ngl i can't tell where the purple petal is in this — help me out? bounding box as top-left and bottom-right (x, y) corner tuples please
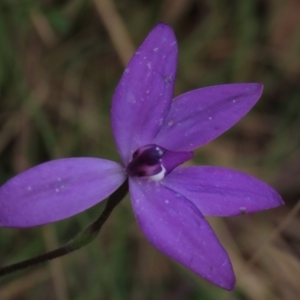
(129, 178), (235, 290)
(111, 23), (178, 164)
(154, 83), (263, 151)
(162, 166), (284, 217)
(162, 149), (194, 175)
(0, 158), (126, 228)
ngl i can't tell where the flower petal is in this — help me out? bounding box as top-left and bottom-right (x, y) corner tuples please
(0, 158), (126, 227)
(162, 166), (284, 217)
(129, 178), (235, 290)
(161, 149), (194, 175)
(111, 23), (178, 164)
(154, 83), (263, 151)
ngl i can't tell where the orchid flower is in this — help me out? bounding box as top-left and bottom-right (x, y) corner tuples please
(0, 23), (283, 290)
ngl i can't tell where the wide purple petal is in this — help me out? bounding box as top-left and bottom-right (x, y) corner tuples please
(129, 178), (235, 290)
(0, 158), (126, 228)
(111, 23), (177, 164)
(154, 83), (263, 151)
(162, 166), (284, 217)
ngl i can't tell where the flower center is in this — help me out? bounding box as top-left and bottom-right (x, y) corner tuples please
(126, 144), (194, 181)
(126, 144), (166, 180)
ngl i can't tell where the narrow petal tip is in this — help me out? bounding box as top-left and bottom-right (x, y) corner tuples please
(245, 82), (264, 97)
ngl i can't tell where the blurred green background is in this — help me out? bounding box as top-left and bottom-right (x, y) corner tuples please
(1, 0), (300, 299)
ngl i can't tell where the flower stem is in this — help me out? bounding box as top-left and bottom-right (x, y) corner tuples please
(0, 179), (129, 278)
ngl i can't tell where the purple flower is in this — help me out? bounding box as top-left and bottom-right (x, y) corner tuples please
(0, 24), (283, 290)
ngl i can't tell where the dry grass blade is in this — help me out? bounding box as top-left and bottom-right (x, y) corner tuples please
(30, 10), (58, 48)
(0, 270), (48, 300)
(42, 226), (69, 300)
(93, 0), (135, 66)
(246, 201), (300, 266)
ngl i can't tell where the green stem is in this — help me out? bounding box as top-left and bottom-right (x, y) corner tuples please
(0, 179), (129, 277)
